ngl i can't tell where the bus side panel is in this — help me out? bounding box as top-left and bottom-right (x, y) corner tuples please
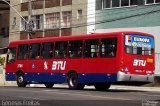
(24, 73), (67, 83)
(78, 74), (117, 84)
(77, 35), (121, 84)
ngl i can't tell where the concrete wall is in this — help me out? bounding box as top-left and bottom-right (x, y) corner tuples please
(9, 0), (21, 41)
(72, 0), (88, 35)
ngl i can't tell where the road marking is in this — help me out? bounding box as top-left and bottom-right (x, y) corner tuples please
(43, 90), (131, 100)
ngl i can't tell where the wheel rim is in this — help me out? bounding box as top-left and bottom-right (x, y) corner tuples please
(18, 76), (23, 83)
(69, 75), (76, 87)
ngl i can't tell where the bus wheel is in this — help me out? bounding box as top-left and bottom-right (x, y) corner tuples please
(44, 83), (54, 88)
(17, 73), (27, 87)
(68, 72), (84, 90)
(94, 83), (111, 91)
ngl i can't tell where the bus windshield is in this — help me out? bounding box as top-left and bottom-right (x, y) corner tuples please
(124, 34), (154, 55)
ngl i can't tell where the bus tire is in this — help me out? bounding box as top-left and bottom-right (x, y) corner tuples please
(17, 73), (27, 87)
(68, 72), (85, 90)
(44, 83), (54, 88)
(94, 83), (111, 91)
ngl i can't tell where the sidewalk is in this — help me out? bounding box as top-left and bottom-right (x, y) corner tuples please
(110, 85), (160, 92)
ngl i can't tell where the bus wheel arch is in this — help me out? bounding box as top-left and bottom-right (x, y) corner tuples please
(16, 70), (27, 87)
(16, 70), (24, 76)
(67, 70), (85, 90)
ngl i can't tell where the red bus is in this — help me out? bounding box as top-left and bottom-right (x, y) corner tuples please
(6, 31), (155, 90)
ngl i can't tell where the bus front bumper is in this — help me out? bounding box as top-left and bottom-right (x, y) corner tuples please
(117, 71), (154, 83)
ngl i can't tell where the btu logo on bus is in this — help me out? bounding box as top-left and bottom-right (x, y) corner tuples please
(133, 59), (146, 67)
(52, 61), (66, 70)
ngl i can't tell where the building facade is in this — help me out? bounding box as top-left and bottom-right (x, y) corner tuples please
(9, 0), (95, 41)
(0, 0), (10, 51)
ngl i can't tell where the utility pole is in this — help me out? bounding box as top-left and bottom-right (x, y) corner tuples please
(59, 0), (62, 37)
(28, 0), (33, 39)
(42, 0), (45, 37)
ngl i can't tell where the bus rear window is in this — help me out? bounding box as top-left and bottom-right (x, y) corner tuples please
(125, 35), (154, 55)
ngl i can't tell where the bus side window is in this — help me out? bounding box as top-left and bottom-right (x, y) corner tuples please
(100, 38), (117, 57)
(29, 43), (41, 59)
(84, 39), (99, 58)
(41, 42), (54, 59)
(7, 48), (16, 63)
(55, 41), (68, 58)
(18, 44), (28, 60)
(68, 40), (83, 58)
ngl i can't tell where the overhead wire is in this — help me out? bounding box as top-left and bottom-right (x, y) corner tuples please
(8, 7), (160, 35)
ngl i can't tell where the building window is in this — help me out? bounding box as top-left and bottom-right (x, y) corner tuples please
(146, 0), (154, 4)
(103, 0), (111, 8)
(101, 0), (140, 9)
(146, 0), (160, 4)
(112, 0), (120, 7)
(21, 16), (28, 31)
(130, 0), (138, 5)
(32, 15), (43, 30)
(1, 27), (9, 37)
(21, 15), (43, 31)
(62, 0), (72, 6)
(96, 0), (102, 10)
(45, 13), (60, 29)
(62, 11), (72, 28)
(121, 0), (129, 6)
(77, 9), (82, 20)
(156, 0), (160, 3)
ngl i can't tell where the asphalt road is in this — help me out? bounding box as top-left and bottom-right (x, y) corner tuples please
(0, 85), (160, 106)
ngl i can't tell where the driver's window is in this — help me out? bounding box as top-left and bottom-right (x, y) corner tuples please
(7, 48), (16, 63)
